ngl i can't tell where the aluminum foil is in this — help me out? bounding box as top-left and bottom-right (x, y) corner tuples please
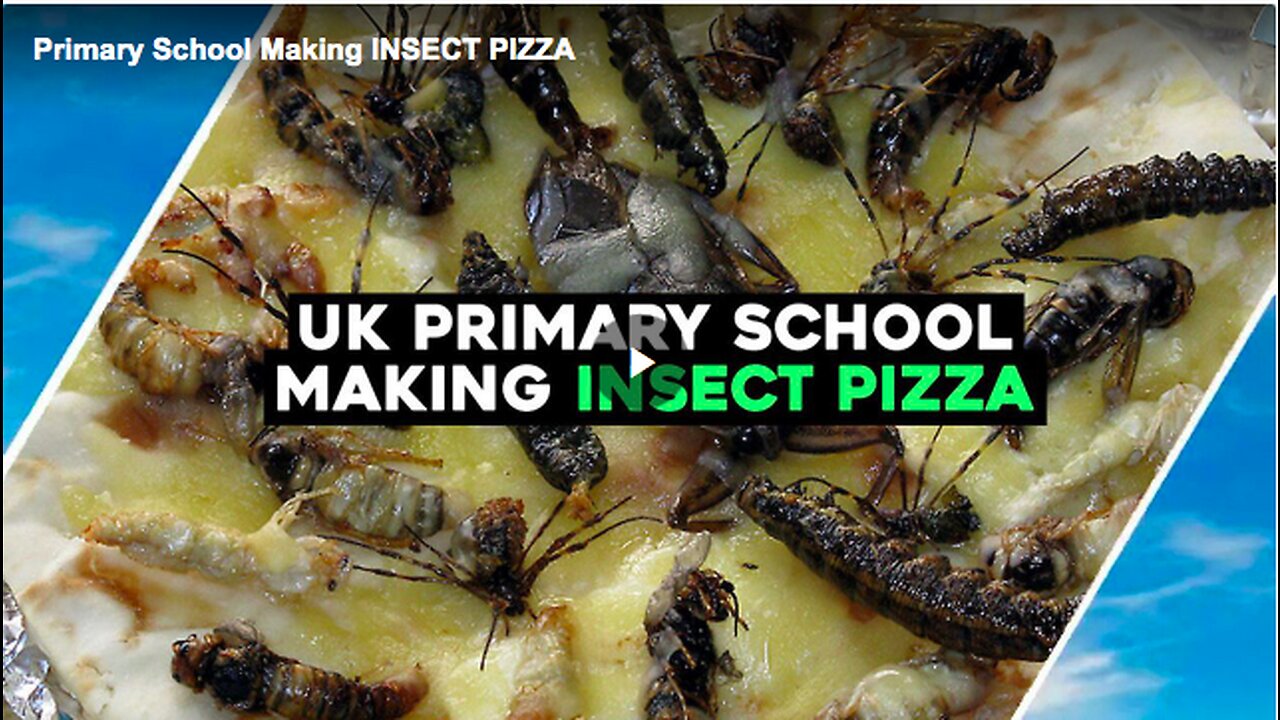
(3, 584), (61, 720)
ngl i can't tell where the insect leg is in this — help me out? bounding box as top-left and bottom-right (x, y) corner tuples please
(931, 146), (1090, 256)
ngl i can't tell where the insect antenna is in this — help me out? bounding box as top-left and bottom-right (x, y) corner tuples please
(176, 183), (291, 316)
(522, 497), (660, 584)
(826, 140), (890, 258)
(161, 248), (289, 324)
(408, 5), (440, 87)
(912, 425), (945, 509)
(522, 496), (569, 563)
(248, 424), (278, 449)
(920, 426), (1002, 508)
(910, 119), (978, 262)
(351, 175), (394, 293)
(734, 123), (777, 203)
(479, 609), (502, 670)
(925, 146), (1090, 261)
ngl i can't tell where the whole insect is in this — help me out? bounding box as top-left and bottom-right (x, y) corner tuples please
(84, 494), (349, 595)
(600, 6), (728, 196)
(151, 184), (329, 295)
(693, 6), (796, 109)
(725, 8), (904, 200)
(526, 150), (796, 293)
(260, 55), (453, 215)
(736, 474), (1077, 661)
(983, 496), (1138, 593)
(668, 425), (906, 532)
(772, 7), (913, 166)
(358, 6), (491, 165)
(250, 427), (448, 543)
(257, 8), (460, 215)
(98, 281), (268, 447)
(754, 426), (986, 548)
(899, 249), (1195, 450)
(1024, 255), (1195, 408)
(340, 495), (654, 668)
(1003, 151), (1278, 257)
(866, 17), (1055, 210)
(172, 620), (428, 720)
(488, 5), (611, 154)
(457, 231), (609, 512)
(643, 534), (745, 720)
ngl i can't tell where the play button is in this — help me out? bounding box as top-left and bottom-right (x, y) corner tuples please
(629, 347), (655, 378)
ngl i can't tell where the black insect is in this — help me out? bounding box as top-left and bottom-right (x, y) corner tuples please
(260, 56), (453, 215)
(1024, 255), (1196, 407)
(600, 5), (728, 196)
(341, 496), (653, 668)
(488, 5), (611, 154)
(643, 535), (745, 720)
(668, 425), (905, 532)
(866, 17), (1056, 210)
(693, 6), (796, 108)
(173, 620), (427, 720)
(457, 231), (609, 508)
(736, 474), (1076, 661)
(358, 6), (490, 166)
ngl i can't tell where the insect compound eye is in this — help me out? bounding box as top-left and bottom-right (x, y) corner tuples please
(256, 442), (299, 483)
(1007, 552), (1058, 592)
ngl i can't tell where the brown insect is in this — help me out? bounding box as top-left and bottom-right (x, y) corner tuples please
(693, 6), (796, 108)
(736, 474), (1077, 661)
(1003, 151), (1277, 257)
(643, 534), (745, 720)
(258, 9), (455, 215)
(338, 496), (655, 668)
(668, 425), (905, 532)
(456, 232), (609, 512)
(487, 5), (611, 154)
(172, 620), (427, 720)
(866, 16), (1056, 210)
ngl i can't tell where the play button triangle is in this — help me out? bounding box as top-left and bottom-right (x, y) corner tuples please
(629, 347), (655, 378)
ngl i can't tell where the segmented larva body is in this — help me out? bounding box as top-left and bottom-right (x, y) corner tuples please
(737, 476), (1077, 661)
(490, 6), (605, 154)
(817, 651), (994, 720)
(258, 59), (452, 215)
(99, 282), (262, 445)
(1004, 152), (1277, 257)
(457, 232), (609, 501)
(84, 510), (349, 595)
(172, 620), (427, 720)
(251, 428), (446, 541)
(99, 283), (213, 397)
(600, 5), (728, 197)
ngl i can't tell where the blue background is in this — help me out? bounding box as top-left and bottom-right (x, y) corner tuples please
(1026, 301), (1276, 719)
(3, 5), (265, 442)
(1, 6), (1275, 717)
